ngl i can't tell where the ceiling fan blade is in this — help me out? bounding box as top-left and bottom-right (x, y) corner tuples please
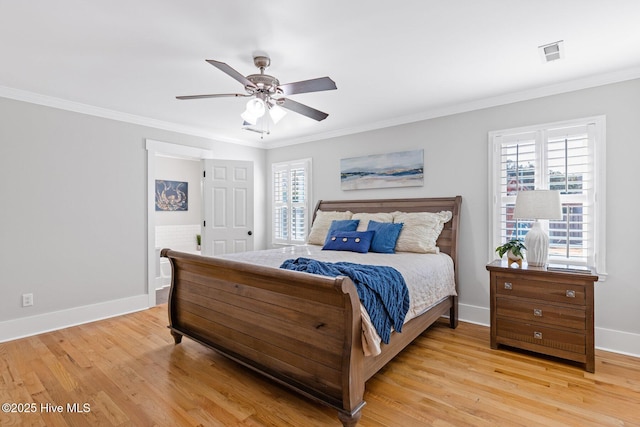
(279, 98), (329, 121)
(176, 93), (249, 100)
(206, 60), (257, 89)
(278, 76), (337, 96)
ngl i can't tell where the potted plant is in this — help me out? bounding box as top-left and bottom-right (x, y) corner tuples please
(196, 234), (202, 251)
(495, 239), (526, 266)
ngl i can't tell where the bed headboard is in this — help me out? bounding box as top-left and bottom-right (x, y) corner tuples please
(314, 196), (462, 270)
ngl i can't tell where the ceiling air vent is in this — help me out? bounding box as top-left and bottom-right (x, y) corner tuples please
(539, 40), (564, 63)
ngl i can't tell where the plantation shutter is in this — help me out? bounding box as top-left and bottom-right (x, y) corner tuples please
(546, 124), (595, 266)
(273, 164), (289, 243)
(272, 159), (312, 245)
(490, 117), (605, 274)
(495, 131), (538, 244)
(289, 163), (308, 242)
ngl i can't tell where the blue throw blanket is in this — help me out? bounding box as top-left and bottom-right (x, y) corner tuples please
(279, 257), (409, 344)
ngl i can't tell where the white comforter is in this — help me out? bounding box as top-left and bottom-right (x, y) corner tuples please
(219, 244), (456, 355)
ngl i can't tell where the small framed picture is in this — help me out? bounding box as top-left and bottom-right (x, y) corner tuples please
(155, 180), (188, 211)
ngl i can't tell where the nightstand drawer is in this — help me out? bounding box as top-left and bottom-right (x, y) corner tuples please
(495, 274), (586, 305)
(496, 319), (586, 355)
(496, 297), (586, 330)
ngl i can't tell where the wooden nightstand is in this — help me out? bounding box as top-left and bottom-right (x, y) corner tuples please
(486, 260), (599, 372)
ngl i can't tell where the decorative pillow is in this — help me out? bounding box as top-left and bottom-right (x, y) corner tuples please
(392, 211), (453, 253)
(366, 220), (403, 253)
(324, 219), (360, 245)
(307, 210), (353, 245)
(322, 230), (375, 253)
(352, 212), (394, 231)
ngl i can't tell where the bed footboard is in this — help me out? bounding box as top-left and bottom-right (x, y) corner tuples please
(161, 249), (366, 426)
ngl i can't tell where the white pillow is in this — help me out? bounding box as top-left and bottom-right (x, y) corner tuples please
(352, 212), (394, 231)
(307, 210), (353, 245)
(392, 210), (453, 253)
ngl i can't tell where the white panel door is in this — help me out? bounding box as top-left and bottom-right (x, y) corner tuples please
(202, 159), (254, 256)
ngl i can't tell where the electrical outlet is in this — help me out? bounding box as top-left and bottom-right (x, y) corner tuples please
(22, 293), (33, 307)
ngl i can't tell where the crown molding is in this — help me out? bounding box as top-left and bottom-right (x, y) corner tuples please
(3, 65), (640, 151)
(261, 66), (640, 149)
(0, 86), (264, 149)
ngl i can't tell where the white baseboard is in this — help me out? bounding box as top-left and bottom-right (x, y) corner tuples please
(458, 303), (640, 358)
(459, 302), (491, 327)
(2, 298), (638, 359)
(0, 294), (149, 343)
(595, 326), (640, 358)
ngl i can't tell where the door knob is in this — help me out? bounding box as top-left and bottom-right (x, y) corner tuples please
(247, 231), (253, 236)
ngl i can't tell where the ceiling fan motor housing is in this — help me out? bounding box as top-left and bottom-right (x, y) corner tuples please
(245, 74), (280, 94)
(245, 55), (280, 95)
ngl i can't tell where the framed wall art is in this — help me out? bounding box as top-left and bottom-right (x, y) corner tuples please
(155, 180), (188, 211)
(340, 149), (424, 190)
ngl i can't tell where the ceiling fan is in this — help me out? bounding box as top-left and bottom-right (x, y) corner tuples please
(176, 55), (337, 129)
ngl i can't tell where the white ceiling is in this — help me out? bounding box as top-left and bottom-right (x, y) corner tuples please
(2, 1), (640, 148)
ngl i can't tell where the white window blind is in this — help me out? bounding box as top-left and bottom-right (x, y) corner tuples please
(272, 158), (311, 245)
(489, 117), (606, 274)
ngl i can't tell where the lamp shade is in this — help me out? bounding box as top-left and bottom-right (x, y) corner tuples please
(513, 190), (562, 266)
(513, 190), (562, 220)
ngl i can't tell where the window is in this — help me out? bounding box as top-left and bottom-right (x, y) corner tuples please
(489, 116), (606, 274)
(272, 158), (312, 245)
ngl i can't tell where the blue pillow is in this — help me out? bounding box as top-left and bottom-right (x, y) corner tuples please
(322, 230), (374, 253)
(324, 219), (360, 245)
(367, 220), (404, 253)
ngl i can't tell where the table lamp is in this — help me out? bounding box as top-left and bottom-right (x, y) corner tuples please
(513, 190), (563, 266)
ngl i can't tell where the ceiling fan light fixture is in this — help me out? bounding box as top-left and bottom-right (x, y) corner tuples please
(268, 104), (287, 124)
(245, 98), (266, 117)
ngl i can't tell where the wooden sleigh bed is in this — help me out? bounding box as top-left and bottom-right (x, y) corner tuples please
(161, 196), (461, 426)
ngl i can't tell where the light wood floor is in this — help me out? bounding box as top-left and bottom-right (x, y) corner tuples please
(1, 306), (639, 427)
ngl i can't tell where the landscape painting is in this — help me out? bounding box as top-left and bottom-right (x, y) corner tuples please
(340, 149), (424, 190)
(155, 180), (188, 211)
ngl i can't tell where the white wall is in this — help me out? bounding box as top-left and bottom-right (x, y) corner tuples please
(155, 156), (202, 227)
(0, 96), (266, 340)
(266, 78), (640, 356)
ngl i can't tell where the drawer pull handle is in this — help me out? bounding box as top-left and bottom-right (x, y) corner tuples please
(504, 282), (513, 290)
(566, 290), (576, 298)
(534, 331), (543, 339)
(533, 308), (543, 317)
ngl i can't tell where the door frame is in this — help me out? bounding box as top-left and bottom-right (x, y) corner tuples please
(145, 139), (213, 307)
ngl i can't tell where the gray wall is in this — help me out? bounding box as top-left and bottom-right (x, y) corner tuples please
(0, 97), (266, 326)
(266, 78), (640, 354)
